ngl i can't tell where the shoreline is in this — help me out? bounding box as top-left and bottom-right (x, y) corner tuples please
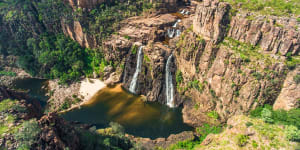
(59, 78), (107, 113)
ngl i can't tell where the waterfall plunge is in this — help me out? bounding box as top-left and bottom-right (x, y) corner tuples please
(166, 54), (175, 108)
(176, 29), (181, 37)
(167, 29), (175, 38)
(129, 46), (143, 93)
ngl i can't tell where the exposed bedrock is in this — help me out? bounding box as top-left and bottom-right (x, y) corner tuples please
(60, 0), (298, 127)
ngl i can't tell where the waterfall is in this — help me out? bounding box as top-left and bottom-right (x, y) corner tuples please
(165, 54), (174, 108)
(175, 29), (181, 37)
(180, 9), (185, 14)
(167, 29), (175, 38)
(129, 46), (143, 93)
(172, 19), (181, 28)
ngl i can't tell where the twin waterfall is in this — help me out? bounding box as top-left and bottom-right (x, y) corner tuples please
(166, 54), (175, 108)
(129, 46), (175, 108)
(129, 46), (143, 94)
(129, 15), (184, 107)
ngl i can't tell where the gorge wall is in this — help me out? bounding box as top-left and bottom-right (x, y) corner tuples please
(99, 0), (299, 127)
(1, 0), (298, 128)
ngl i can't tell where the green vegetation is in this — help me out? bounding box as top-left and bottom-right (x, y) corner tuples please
(59, 98), (72, 111)
(78, 123), (133, 150)
(221, 37), (278, 70)
(168, 140), (200, 150)
(188, 80), (205, 93)
(222, 0), (300, 16)
(0, 0), (153, 83)
(15, 119), (41, 150)
(285, 125), (300, 141)
(250, 105), (300, 141)
(0, 70), (16, 77)
(24, 34), (98, 83)
(236, 134), (249, 147)
(175, 70), (183, 84)
(0, 99), (17, 112)
(207, 111), (219, 120)
(131, 45), (138, 55)
(285, 52), (300, 70)
(245, 121), (253, 127)
(294, 74), (300, 84)
(169, 124), (222, 150)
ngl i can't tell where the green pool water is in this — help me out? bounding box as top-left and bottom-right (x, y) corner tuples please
(61, 84), (193, 139)
(12, 78), (48, 107)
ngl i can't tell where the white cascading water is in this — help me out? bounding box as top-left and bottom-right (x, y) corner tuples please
(180, 9), (185, 14)
(172, 19), (181, 28)
(166, 54), (174, 108)
(167, 29), (175, 38)
(176, 29), (181, 37)
(129, 46), (143, 93)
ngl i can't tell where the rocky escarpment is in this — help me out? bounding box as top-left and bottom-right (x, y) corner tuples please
(172, 0), (299, 127)
(101, 14), (180, 104)
(273, 68), (300, 110)
(95, 0), (299, 126)
(58, 0), (300, 128)
(0, 87), (134, 150)
(199, 115), (298, 149)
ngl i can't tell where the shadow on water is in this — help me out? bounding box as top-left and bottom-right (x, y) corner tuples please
(11, 78), (48, 108)
(61, 84), (193, 139)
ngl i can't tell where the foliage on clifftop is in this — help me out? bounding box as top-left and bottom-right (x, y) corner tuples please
(222, 0), (300, 16)
(0, 0), (153, 83)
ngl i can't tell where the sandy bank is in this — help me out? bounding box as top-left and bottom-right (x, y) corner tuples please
(79, 78), (106, 101)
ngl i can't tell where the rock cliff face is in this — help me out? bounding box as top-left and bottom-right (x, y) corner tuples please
(101, 14), (179, 104)
(92, 0), (299, 127)
(61, 20), (96, 48)
(174, 0), (299, 126)
(64, 0), (111, 10)
(228, 15), (300, 56)
(273, 68), (300, 110)
(193, 0), (230, 43)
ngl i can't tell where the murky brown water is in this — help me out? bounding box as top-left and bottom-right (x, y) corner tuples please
(62, 84), (192, 139)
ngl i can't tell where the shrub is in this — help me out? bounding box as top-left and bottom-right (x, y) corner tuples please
(207, 111), (219, 119)
(252, 140), (258, 148)
(59, 99), (71, 111)
(15, 119), (41, 149)
(123, 35), (131, 40)
(236, 134), (249, 147)
(261, 108), (274, 123)
(252, 72), (263, 80)
(251, 105), (300, 129)
(293, 74), (300, 84)
(169, 140), (199, 150)
(196, 124), (222, 141)
(285, 125), (300, 141)
(130, 45), (137, 55)
(245, 122), (253, 127)
(209, 89), (217, 98)
(109, 122), (124, 136)
(175, 70), (183, 83)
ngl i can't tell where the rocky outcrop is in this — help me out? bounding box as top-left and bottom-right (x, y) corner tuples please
(64, 0), (111, 10)
(61, 20), (96, 48)
(101, 13), (180, 104)
(193, 0), (300, 56)
(199, 115), (298, 149)
(132, 131), (194, 149)
(228, 15), (300, 56)
(170, 0), (299, 127)
(122, 43), (176, 104)
(273, 67), (300, 110)
(193, 0), (230, 43)
(176, 30), (287, 126)
(34, 113), (81, 150)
